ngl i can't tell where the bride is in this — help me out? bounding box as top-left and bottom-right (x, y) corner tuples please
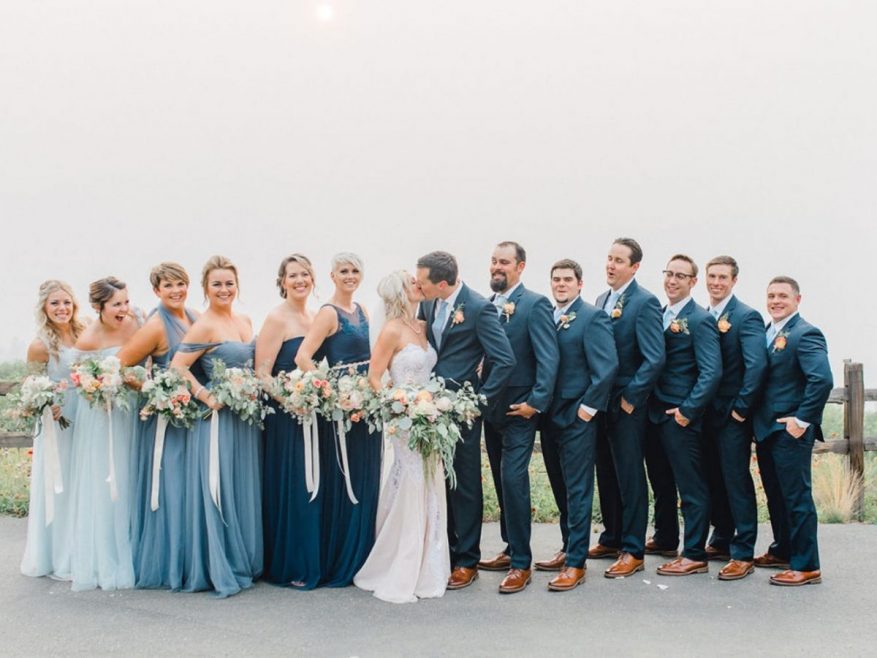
(354, 271), (450, 603)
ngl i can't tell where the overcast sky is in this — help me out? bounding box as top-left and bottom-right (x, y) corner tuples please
(1, 1), (875, 384)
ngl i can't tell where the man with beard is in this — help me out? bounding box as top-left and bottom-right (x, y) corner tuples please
(477, 241), (559, 594)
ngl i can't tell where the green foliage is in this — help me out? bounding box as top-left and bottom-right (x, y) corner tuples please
(0, 449), (31, 517)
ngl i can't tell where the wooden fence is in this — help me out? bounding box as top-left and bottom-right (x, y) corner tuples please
(2, 361), (876, 518)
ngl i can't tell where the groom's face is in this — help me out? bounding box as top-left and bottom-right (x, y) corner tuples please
(416, 267), (444, 300)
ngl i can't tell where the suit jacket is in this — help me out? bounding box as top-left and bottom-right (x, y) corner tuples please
(545, 297), (619, 429)
(648, 298), (722, 426)
(482, 283), (559, 420)
(709, 295), (768, 419)
(753, 314), (833, 442)
(419, 282), (515, 400)
(595, 279), (665, 409)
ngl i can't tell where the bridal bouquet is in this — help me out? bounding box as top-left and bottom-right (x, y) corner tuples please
(210, 360), (273, 428)
(332, 366), (380, 431)
(270, 360), (337, 423)
(70, 355), (131, 410)
(6, 375), (70, 430)
(139, 367), (205, 429)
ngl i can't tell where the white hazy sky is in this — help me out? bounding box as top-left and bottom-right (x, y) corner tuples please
(1, 1), (875, 384)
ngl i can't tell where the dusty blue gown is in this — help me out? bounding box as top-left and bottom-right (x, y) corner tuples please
(179, 340), (263, 598)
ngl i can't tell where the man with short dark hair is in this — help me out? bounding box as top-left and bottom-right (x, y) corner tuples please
(591, 238), (666, 579)
(415, 250), (516, 591)
(753, 276), (832, 586)
(536, 259), (618, 590)
(478, 241), (559, 594)
(645, 254), (722, 576)
(701, 256), (767, 581)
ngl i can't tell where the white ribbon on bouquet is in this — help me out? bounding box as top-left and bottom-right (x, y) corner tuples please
(301, 411), (321, 502)
(105, 400), (119, 502)
(40, 407), (64, 526)
(150, 415), (169, 511)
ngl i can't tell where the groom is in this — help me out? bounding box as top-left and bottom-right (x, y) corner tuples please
(416, 251), (516, 591)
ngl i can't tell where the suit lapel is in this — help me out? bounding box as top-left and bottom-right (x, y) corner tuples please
(438, 284), (468, 355)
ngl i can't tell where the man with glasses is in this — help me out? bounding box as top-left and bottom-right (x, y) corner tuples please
(645, 254), (722, 576)
(590, 238), (665, 579)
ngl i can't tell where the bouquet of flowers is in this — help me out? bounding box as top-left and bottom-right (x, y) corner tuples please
(139, 367), (206, 429)
(210, 359), (273, 427)
(6, 375), (70, 430)
(123, 364), (149, 388)
(270, 360), (337, 423)
(380, 376), (484, 488)
(332, 366), (380, 431)
(69, 355), (131, 410)
(450, 380), (486, 429)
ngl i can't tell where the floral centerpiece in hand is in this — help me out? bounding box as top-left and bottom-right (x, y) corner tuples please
(270, 359), (337, 423)
(69, 355), (131, 410)
(332, 365), (380, 431)
(7, 375), (70, 430)
(210, 359), (273, 428)
(139, 367), (206, 429)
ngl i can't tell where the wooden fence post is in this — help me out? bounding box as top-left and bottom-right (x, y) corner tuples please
(845, 361), (866, 520)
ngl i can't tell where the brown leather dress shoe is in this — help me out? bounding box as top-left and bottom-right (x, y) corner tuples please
(534, 550), (566, 572)
(718, 559), (754, 581)
(644, 538), (679, 558)
(705, 545), (731, 561)
(769, 569), (822, 586)
(604, 552), (644, 579)
(548, 567), (586, 591)
(656, 557), (709, 576)
(588, 544), (621, 560)
(753, 552), (791, 569)
(498, 568), (532, 594)
(478, 552), (511, 571)
(447, 566), (479, 590)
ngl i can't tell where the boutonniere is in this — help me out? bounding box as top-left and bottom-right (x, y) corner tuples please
(669, 317), (690, 335)
(772, 330), (789, 352)
(502, 302), (516, 323)
(451, 303), (465, 325)
(717, 313), (732, 334)
(557, 311), (577, 330)
(610, 294), (626, 319)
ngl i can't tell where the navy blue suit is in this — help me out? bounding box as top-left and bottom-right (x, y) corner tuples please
(645, 299), (722, 561)
(702, 296), (767, 560)
(483, 283), (559, 568)
(594, 279), (665, 558)
(754, 314), (832, 571)
(539, 298), (618, 568)
(420, 283), (515, 569)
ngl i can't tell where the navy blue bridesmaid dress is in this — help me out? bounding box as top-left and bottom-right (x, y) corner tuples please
(319, 304), (381, 587)
(262, 337), (323, 588)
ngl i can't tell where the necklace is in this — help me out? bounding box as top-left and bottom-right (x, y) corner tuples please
(402, 317), (422, 335)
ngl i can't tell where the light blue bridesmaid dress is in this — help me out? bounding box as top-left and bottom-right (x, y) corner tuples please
(179, 341), (263, 598)
(68, 346), (137, 591)
(20, 343), (78, 579)
(132, 305), (197, 590)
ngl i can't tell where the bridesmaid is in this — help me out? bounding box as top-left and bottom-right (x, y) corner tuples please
(69, 277), (140, 591)
(20, 280), (87, 580)
(295, 252), (381, 587)
(256, 253), (322, 589)
(171, 255), (263, 598)
(118, 263), (198, 590)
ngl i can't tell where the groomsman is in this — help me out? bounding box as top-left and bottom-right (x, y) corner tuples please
(645, 254), (722, 576)
(537, 259), (618, 591)
(701, 256), (768, 581)
(591, 238), (665, 579)
(478, 241), (559, 594)
(753, 276), (832, 586)
(416, 251), (516, 591)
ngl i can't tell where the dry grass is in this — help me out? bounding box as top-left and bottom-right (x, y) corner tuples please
(812, 454), (864, 523)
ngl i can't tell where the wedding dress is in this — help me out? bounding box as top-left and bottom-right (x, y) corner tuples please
(354, 343), (450, 603)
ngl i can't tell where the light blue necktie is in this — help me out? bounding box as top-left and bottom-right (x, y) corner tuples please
(711, 307), (720, 319)
(494, 294), (507, 316)
(765, 324), (777, 347)
(662, 307), (674, 331)
(603, 291), (618, 316)
(433, 300), (449, 348)
(553, 307), (563, 323)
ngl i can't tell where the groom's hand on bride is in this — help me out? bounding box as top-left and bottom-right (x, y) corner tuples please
(507, 402), (538, 419)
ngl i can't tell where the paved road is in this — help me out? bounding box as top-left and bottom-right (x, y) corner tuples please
(2, 517), (876, 656)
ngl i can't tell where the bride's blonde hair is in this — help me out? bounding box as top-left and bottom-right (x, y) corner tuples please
(376, 271), (413, 321)
(34, 280), (86, 356)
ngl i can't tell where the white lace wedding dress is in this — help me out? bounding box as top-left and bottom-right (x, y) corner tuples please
(354, 343), (450, 603)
